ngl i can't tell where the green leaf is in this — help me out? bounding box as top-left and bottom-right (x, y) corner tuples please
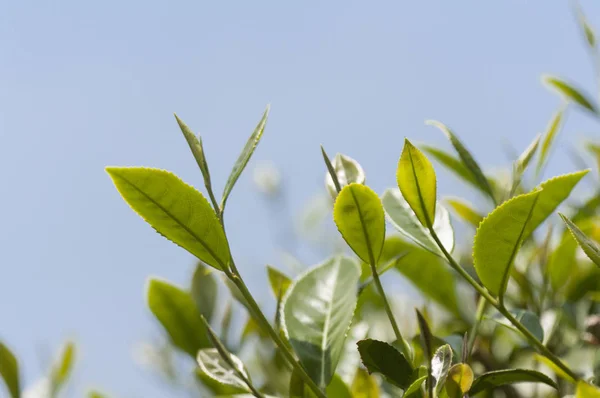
(536, 108), (565, 177)
(321, 146), (342, 195)
(221, 105), (270, 211)
(398, 139), (437, 228)
(523, 170), (589, 239)
(469, 369), (558, 395)
(427, 120), (495, 202)
(547, 233), (579, 291)
(416, 309), (433, 397)
(404, 376), (427, 397)
(473, 189), (541, 297)
(489, 309), (544, 342)
(351, 368), (380, 398)
(445, 363), (474, 398)
(574, 0), (596, 48)
(291, 372), (353, 398)
(334, 184), (385, 265)
(282, 257), (361, 388)
(50, 341), (76, 394)
(431, 344), (453, 396)
(577, 381), (600, 397)
(533, 354), (576, 383)
(266, 266), (292, 298)
(515, 133), (541, 175)
(106, 167), (230, 271)
(147, 279), (210, 357)
(560, 213), (600, 267)
(326, 374), (353, 398)
(356, 339), (413, 389)
(191, 262), (218, 322)
(174, 114), (213, 191)
(382, 189), (454, 257)
(0, 342), (20, 398)
(88, 391), (108, 398)
(197, 349), (251, 393)
(543, 75), (598, 114)
(445, 198), (483, 228)
(421, 146), (480, 192)
(325, 153), (366, 198)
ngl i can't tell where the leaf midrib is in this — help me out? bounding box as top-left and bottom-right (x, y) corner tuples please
(348, 185), (376, 265)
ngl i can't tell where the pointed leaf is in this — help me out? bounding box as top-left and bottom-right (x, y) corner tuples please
(547, 233), (579, 291)
(174, 114), (213, 190)
(0, 342), (20, 398)
(543, 75), (598, 114)
(106, 167), (230, 270)
(560, 213), (600, 267)
(404, 376), (427, 397)
(577, 381), (600, 397)
(282, 257), (360, 388)
(431, 344), (453, 395)
(421, 146), (481, 192)
(197, 349), (251, 392)
(469, 369), (558, 395)
(50, 341), (75, 394)
(351, 368), (380, 398)
(473, 189), (541, 296)
(191, 262), (218, 322)
(536, 108), (565, 177)
(356, 339), (413, 389)
(334, 184), (385, 265)
(321, 146), (342, 195)
(266, 266), (292, 299)
(147, 279), (210, 357)
(445, 198), (483, 228)
(221, 105), (270, 210)
(382, 189), (454, 257)
(325, 153), (366, 198)
(445, 363), (474, 398)
(574, 0), (596, 47)
(427, 121), (495, 202)
(515, 133), (541, 174)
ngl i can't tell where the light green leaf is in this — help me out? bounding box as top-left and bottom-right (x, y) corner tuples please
(106, 167), (230, 271)
(147, 279), (210, 357)
(0, 342), (20, 398)
(515, 133), (541, 175)
(221, 105), (270, 211)
(536, 108), (565, 177)
(431, 344), (453, 396)
(382, 189), (454, 257)
(547, 233), (579, 291)
(574, 1), (597, 48)
(326, 374), (353, 398)
(325, 153), (366, 198)
(397, 139), (437, 228)
(543, 75), (598, 114)
(489, 309), (544, 342)
(445, 198), (483, 228)
(356, 339), (413, 389)
(523, 170), (589, 239)
(576, 381), (600, 397)
(50, 341), (75, 395)
(174, 114), (213, 191)
(427, 120), (495, 202)
(469, 369), (558, 395)
(404, 376), (427, 397)
(334, 184), (385, 265)
(197, 349), (251, 393)
(351, 368), (380, 398)
(88, 391), (108, 398)
(560, 213), (600, 267)
(445, 363), (474, 398)
(191, 262), (218, 322)
(421, 146), (480, 191)
(473, 189), (541, 297)
(533, 354), (576, 383)
(282, 257), (360, 388)
(266, 266), (292, 299)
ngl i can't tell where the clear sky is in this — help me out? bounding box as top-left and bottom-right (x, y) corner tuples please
(1, 1), (600, 397)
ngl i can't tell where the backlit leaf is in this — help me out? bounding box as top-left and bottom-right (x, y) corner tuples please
(351, 368), (380, 398)
(197, 349), (251, 393)
(560, 213), (600, 267)
(282, 257), (360, 388)
(267, 266), (292, 299)
(421, 146), (480, 192)
(106, 167), (230, 271)
(445, 363), (474, 398)
(576, 381), (600, 397)
(445, 197), (483, 228)
(404, 376), (426, 397)
(356, 339), (413, 389)
(0, 342), (20, 398)
(543, 75), (598, 114)
(431, 344), (453, 395)
(515, 133), (541, 175)
(536, 108), (565, 177)
(325, 153), (365, 198)
(469, 369), (558, 395)
(50, 341), (76, 395)
(191, 262), (218, 322)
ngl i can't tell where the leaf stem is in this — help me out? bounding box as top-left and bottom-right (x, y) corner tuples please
(466, 296), (487, 360)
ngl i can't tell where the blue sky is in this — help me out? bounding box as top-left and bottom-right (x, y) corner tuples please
(1, 1), (599, 397)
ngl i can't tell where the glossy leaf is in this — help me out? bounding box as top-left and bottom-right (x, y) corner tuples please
(490, 309), (544, 342)
(334, 184), (385, 265)
(191, 262), (218, 322)
(445, 197), (483, 228)
(445, 363), (474, 398)
(427, 120), (495, 202)
(147, 279), (210, 357)
(397, 139), (437, 228)
(106, 167), (230, 270)
(560, 213), (600, 267)
(50, 341), (75, 394)
(536, 108), (564, 177)
(543, 75), (598, 114)
(351, 368), (380, 398)
(576, 381), (600, 397)
(325, 153), (366, 198)
(469, 369), (558, 395)
(282, 257), (360, 388)
(221, 105), (270, 210)
(473, 189), (541, 297)
(266, 266), (292, 299)
(0, 342), (20, 398)
(431, 344), (453, 395)
(382, 189), (454, 256)
(356, 339), (412, 389)
(197, 349), (251, 393)
(174, 114), (213, 191)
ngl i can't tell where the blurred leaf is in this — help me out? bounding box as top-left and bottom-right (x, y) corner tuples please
(431, 344), (453, 396)
(565, 267), (600, 302)
(351, 368), (380, 398)
(0, 342), (20, 398)
(147, 279), (210, 357)
(356, 339), (412, 389)
(197, 369), (248, 395)
(382, 189), (454, 256)
(560, 213), (600, 267)
(445, 197), (483, 228)
(404, 376), (426, 397)
(416, 309), (433, 396)
(469, 369), (558, 395)
(326, 375), (352, 398)
(88, 392), (108, 398)
(221, 105), (270, 211)
(191, 262), (218, 322)
(241, 317), (267, 343)
(421, 146), (481, 192)
(321, 146), (342, 195)
(489, 309), (544, 342)
(473, 189), (541, 297)
(174, 114), (213, 193)
(224, 278), (252, 312)
(543, 75), (598, 114)
(515, 133), (541, 175)
(106, 167), (230, 271)
(266, 266), (292, 298)
(445, 363), (473, 398)
(576, 381), (600, 397)
(536, 108), (565, 177)
(197, 349), (251, 393)
(427, 120), (495, 202)
(290, 371), (351, 398)
(282, 257), (360, 388)
(574, 1), (596, 48)
(547, 233), (579, 291)
(397, 139), (437, 228)
(220, 301), (233, 344)
(533, 354), (576, 383)
(325, 153), (366, 198)
(334, 184), (385, 265)
(50, 341), (76, 395)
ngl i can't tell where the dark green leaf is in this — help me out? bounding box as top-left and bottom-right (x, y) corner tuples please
(174, 114), (213, 192)
(50, 341), (76, 395)
(356, 339), (413, 389)
(469, 369), (558, 395)
(0, 342), (20, 398)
